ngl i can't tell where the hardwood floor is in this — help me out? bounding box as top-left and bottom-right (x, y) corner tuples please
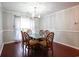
(1, 42), (79, 57)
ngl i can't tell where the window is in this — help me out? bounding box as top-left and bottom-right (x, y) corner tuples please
(14, 16), (35, 41)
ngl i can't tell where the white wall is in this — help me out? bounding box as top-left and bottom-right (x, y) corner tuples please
(40, 13), (56, 32)
(0, 3), (3, 45)
(2, 9), (40, 43)
(2, 12), (15, 43)
(2, 3), (79, 49)
(40, 5), (79, 49)
(2, 9), (28, 43)
(0, 3), (3, 55)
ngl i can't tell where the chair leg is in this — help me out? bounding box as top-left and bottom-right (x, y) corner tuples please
(25, 46), (27, 56)
(51, 46), (53, 56)
(47, 48), (49, 57)
(28, 47), (30, 56)
(22, 45), (24, 56)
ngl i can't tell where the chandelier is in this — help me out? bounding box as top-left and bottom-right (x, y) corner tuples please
(31, 6), (40, 19)
(27, 3), (45, 19)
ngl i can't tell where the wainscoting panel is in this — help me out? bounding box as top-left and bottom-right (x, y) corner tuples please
(54, 31), (79, 49)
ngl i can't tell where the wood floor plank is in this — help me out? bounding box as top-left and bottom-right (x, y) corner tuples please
(1, 42), (79, 57)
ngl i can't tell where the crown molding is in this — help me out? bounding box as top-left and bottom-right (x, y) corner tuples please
(2, 7), (31, 17)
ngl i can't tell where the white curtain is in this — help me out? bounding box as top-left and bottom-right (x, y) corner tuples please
(21, 16), (35, 33)
(14, 16), (21, 41)
(14, 16), (35, 41)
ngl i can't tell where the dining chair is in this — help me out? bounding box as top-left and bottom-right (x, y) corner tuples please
(46, 32), (54, 56)
(39, 32), (54, 56)
(27, 29), (32, 35)
(39, 30), (44, 37)
(23, 32), (38, 56)
(21, 31), (32, 56)
(21, 31), (27, 56)
(23, 32), (31, 56)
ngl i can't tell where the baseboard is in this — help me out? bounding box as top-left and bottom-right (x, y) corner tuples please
(54, 41), (79, 50)
(0, 43), (4, 56)
(4, 40), (21, 44)
(4, 40), (16, 44)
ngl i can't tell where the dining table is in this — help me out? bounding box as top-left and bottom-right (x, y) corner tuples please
(30, 33), (44, 39)
(29, 33), (47, 54)
(29, 33), (47, 48)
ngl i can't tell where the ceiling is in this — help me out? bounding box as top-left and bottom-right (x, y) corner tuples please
(2, 2), (79, 17)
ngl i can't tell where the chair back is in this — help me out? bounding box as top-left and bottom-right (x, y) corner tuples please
(24, 32), (31, 45)
(27, 29), (32, 35)
(21, 31), (30, 44)
(46, 32), (54, 45)
(44, 30), (50, 38)
(21, 31), (25, 44)
(39, 30), (44, 36)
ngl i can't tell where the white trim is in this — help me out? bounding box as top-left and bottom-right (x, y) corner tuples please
(3, 30), (14, 32)
(55, 30), (79, 32)
(4, 40), (16, 44)
(54, 41), (79, 50)
(0, 43), (4, 56)
(2, 7), (29, 17)
(41, 4), (79, 19)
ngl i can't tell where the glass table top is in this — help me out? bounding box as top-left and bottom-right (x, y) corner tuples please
(30, 33), (43, 38)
